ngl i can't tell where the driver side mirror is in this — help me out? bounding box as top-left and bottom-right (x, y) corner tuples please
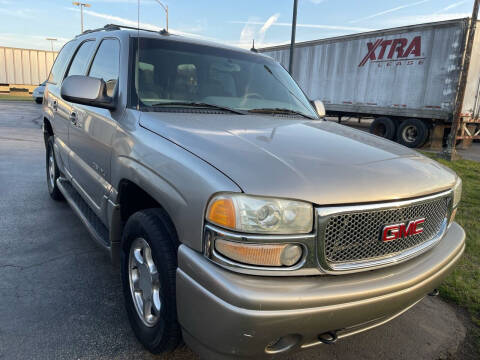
(312, 99), (326, 118)
(61, 75), (115, 110)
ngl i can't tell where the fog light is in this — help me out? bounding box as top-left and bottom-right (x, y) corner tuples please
(215, 239), (303, 267)
(280, 244), (303, 266)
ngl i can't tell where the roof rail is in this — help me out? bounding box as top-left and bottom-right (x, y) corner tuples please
(76, 23), (169, 37)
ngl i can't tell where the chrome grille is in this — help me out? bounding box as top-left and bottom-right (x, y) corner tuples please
(321, 194), (449, 269)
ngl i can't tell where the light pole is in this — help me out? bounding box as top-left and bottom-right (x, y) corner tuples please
(72, 2), (91, 33)
(288, 0), (298, 75)
(154, 0), (168, 32)
(46, 38), (58, 52)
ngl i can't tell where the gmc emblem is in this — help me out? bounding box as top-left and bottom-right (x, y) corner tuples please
(381, 218), (425, 242)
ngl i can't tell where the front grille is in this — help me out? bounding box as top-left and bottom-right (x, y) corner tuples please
(321, 195), (449, 268)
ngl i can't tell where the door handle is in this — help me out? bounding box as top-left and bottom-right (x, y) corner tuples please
(52, 100), (58, 111)
(69, 112), (77, 126)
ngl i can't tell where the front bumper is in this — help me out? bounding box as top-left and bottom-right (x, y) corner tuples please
(176, 222), (465, 359)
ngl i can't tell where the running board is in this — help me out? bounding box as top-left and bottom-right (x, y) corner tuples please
(57, 177), (110, 250)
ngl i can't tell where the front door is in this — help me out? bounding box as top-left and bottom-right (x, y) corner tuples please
(68, 38), (121, 225)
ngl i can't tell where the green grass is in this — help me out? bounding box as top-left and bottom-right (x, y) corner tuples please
(422, 152), (480, 344)
(0, 94), (33, 101)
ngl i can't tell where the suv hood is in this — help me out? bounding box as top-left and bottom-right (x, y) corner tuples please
(140, 113), (456, 205)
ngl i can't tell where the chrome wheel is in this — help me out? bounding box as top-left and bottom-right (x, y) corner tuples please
(128, 238), (162, 327)
(402, 125), (417, 143)
(48, 152), (55, 189)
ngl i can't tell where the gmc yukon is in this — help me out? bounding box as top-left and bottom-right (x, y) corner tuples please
(42, 24), (465, 359)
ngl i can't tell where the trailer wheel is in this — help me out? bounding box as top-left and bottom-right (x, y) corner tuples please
(397, 118), (428, 148)
(369, 117), (396, 140)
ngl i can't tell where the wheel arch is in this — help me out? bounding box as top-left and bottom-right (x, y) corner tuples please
(109, 171), (184, 266)
(43, 117), (54, 146)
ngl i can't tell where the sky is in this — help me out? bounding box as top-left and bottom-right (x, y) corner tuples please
(0, 0), (475, 51)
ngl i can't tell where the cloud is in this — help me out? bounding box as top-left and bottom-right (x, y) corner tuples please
(0, 7), (35, 19)
(230, 20), (372, 32)
(435, 0), (470, 13)
(307, 0), (327, 4)
(239, 17), (258, 47)
(0, 33), (69, 51)
(233, 13), (373, 49)
(259, 13), (280, 34)
(349, 0), (431, 24)
(88, 0), (155, 3)
(258, 13), (280, 45)
(237, 14), (281, 48)
(386, 12), (470, 26)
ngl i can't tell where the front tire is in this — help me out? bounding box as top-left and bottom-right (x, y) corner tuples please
(46, 137), (64, 201)
(35, 97), (43, 104)
(121, 209), (181, 354)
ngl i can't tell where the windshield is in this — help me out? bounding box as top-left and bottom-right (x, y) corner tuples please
(132, 38), (318, 119)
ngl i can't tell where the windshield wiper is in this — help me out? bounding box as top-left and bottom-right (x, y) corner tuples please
(147, 101), (246, 115)
(247, 108), (313, 119)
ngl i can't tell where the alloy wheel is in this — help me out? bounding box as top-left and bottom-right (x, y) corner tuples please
(128, 237), (162, 327)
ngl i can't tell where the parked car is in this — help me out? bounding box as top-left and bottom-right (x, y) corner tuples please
(32, 81), (46, 104)
(42, 24), (465, 359)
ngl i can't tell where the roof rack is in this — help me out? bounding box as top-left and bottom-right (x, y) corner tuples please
(76, 23), (169, 37)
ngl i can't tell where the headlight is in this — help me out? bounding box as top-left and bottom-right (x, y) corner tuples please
(453, 177), (462, 208)
(206, 194), (313, 234)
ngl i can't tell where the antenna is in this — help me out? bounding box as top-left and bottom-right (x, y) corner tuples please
(136, 0), (140, 110)
(250, 39), (258, 53)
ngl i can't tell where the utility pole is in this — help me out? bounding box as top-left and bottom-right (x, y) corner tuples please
(73, 2), (91, 33)
(46, 38), (58, 52)
(446, 0), (479, 160)
(288, 0), (298, 74)
(154, 0), (169, 32)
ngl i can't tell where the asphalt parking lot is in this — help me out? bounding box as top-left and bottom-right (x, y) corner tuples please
(0, 100), (471, 360)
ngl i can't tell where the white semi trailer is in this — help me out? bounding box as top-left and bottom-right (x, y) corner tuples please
(0, 46), (57, 86)
(260, 18), (480, 148)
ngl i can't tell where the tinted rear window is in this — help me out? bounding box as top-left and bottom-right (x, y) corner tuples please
(66, 40), (96, 77)
(47, 41), (77, 84)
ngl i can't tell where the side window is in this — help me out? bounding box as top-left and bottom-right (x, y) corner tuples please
(66, 40), (95, 77)
(88, 39), (120, 97)
(47, 41), (77, 84)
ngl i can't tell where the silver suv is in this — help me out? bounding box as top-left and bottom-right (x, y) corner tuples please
(42, 24), (465, 359)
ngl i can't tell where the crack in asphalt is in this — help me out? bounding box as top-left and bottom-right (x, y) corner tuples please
(0, 249), (99, 271)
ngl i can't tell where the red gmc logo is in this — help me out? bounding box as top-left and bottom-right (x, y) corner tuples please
(359, 36), (422, 67)
(381, 218), (425, 242)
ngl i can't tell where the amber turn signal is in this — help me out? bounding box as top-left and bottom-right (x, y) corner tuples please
(215, 239), (302, 267)
(449, 208), (457, 224)
(207, 198), (236, 229)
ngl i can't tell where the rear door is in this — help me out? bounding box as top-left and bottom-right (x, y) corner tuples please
(68, 38), (121, 224)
